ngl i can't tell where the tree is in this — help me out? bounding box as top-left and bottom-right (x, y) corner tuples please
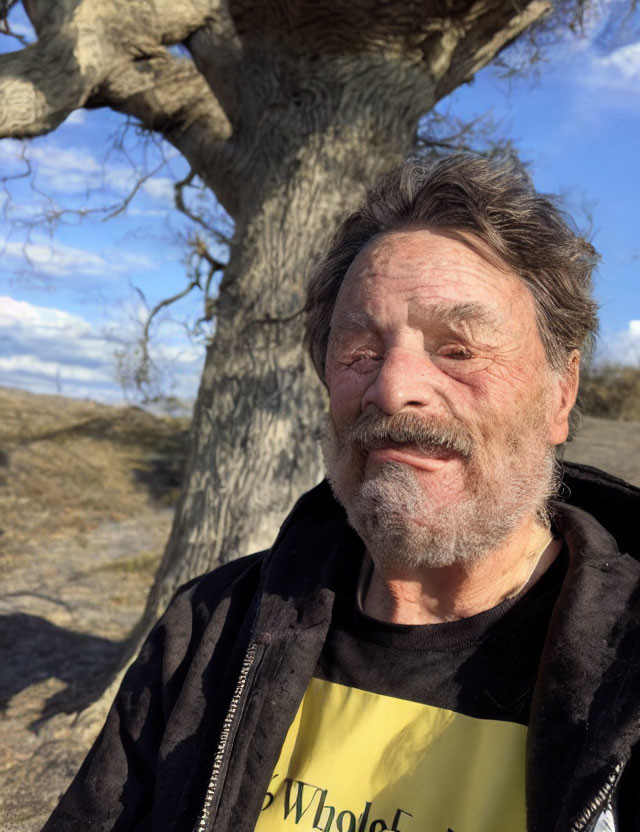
(1, 0), (573, 658)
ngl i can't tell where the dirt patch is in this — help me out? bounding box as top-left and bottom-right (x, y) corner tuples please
(0, 508), (174, 830)
(564, 416), (640, 486)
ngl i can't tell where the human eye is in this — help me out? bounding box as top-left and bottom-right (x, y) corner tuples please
(342, 350), (381, 372)
(438, 345), (473, 360)
(349, 350), (381, 365)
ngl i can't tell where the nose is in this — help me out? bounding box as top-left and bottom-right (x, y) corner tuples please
(360, 346), (437, 415)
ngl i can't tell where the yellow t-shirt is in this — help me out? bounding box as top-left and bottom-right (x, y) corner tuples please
(255, 677), (527, 832)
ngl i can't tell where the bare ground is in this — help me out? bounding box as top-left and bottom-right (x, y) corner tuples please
(0, 387), (638, 831)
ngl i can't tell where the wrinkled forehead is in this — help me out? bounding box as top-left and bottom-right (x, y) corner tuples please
(331, 227), (534, 326)
(349, 225), (513, 280)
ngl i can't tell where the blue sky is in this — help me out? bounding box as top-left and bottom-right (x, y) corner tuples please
(0, 1), (638, 404)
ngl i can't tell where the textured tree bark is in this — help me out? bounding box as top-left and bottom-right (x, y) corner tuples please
(1, 0), (554, 658)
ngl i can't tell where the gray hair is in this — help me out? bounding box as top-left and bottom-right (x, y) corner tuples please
(305, 154), (599, 384)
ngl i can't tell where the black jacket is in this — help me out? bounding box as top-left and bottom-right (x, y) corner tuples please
(43, 462), (640, 832)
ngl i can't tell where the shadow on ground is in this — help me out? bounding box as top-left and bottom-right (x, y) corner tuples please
(132, 455), (185, 503)
(0, 613), (123, 727)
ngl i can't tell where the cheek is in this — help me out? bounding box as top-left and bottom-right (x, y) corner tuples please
(327, 373), (366, 430)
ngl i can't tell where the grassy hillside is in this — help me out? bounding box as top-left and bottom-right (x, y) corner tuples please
(0, 386), (189, 561)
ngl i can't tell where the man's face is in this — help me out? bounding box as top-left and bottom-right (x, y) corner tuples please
(323, 228), (574, 570)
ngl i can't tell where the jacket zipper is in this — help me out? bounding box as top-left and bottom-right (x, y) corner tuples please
(568, 764), (622, 832)
(195, 640), (266, 832)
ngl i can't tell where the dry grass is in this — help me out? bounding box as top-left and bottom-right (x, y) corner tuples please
(0, 387), (189, 560)
(580, 364), (640, 422)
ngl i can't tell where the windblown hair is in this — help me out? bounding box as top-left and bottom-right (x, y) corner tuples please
(305, 154), (599, 382)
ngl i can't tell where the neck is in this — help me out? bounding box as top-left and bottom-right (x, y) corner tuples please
(362, 518), (559, 625)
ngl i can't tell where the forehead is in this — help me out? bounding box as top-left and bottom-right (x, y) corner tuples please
(331, 228), (536, 327)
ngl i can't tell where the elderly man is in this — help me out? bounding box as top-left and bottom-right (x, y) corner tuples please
(44, 155), (639, 832)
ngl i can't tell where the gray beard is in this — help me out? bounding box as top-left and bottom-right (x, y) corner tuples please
(322, 414), (558, 571)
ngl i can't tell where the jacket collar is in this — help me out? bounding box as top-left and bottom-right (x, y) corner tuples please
(527, 464), (640, 831)
(254, 479), (362, 637)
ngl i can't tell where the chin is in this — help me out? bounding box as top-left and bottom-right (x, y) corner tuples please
(322, 410), (557, 571)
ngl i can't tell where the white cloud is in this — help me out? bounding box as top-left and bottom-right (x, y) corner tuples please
(0, 139), (166, 200)
(2, 238), (107, 278)
(143, 177), (175, 204)
(1, 235), (155, 281)
(0, 141), (99, 176)
(0, 354), (111, 384)
(0, 295), (203, 404)
(0, 139), (28, 170)
(0, 296), (122, 399)
(598, 320), (640, 365)
(129, 208), (170, 218)
(599, 42), (640, 79)
(0, 296), (118, 367)
(588, 41), (640, 92)
(116, 251), (157, 271)
(63, 110), (87, 126)
(0, 297), (91, 334)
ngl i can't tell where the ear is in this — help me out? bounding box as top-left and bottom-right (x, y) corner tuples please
(549, 350), (580, 445)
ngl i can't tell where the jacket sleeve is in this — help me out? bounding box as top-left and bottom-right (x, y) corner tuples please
(41, 582), (200, 832)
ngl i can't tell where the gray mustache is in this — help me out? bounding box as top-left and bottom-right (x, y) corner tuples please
(345, 410), (474, 458)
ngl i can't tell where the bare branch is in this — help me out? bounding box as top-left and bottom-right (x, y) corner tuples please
(120, 230), (226, 401)
(175, 171), (204, 227)
(102, 160), (166, 221)
(191, 235), (225, 272)
(140, 279), (202, 360)
(174, 170), (233, 249)
(432, 0), (553, 101)
(93, 46), (232, 188)
(0, 140), (31, 220)
(153, 280), (200, 313)
(1, 0), (29, 46)
(132, 285), (148, 309)
(415, 106), (519, 161)
(202, 265), (218, 320)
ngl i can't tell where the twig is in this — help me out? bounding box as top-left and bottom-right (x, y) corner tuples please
(141, 280), (203, 349)
(253, 308), (305, 325)
(103, 160), (166, 221)
(0, 591), (73, 612)
(174, 169), (231, 246)
(0, 1), (29, 46)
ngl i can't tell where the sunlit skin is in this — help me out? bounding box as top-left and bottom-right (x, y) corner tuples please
(325, 228), (579, 624)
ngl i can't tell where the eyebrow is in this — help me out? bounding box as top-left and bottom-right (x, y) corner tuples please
(331, 302), (499, 335)
(418, 301), (498, 330)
